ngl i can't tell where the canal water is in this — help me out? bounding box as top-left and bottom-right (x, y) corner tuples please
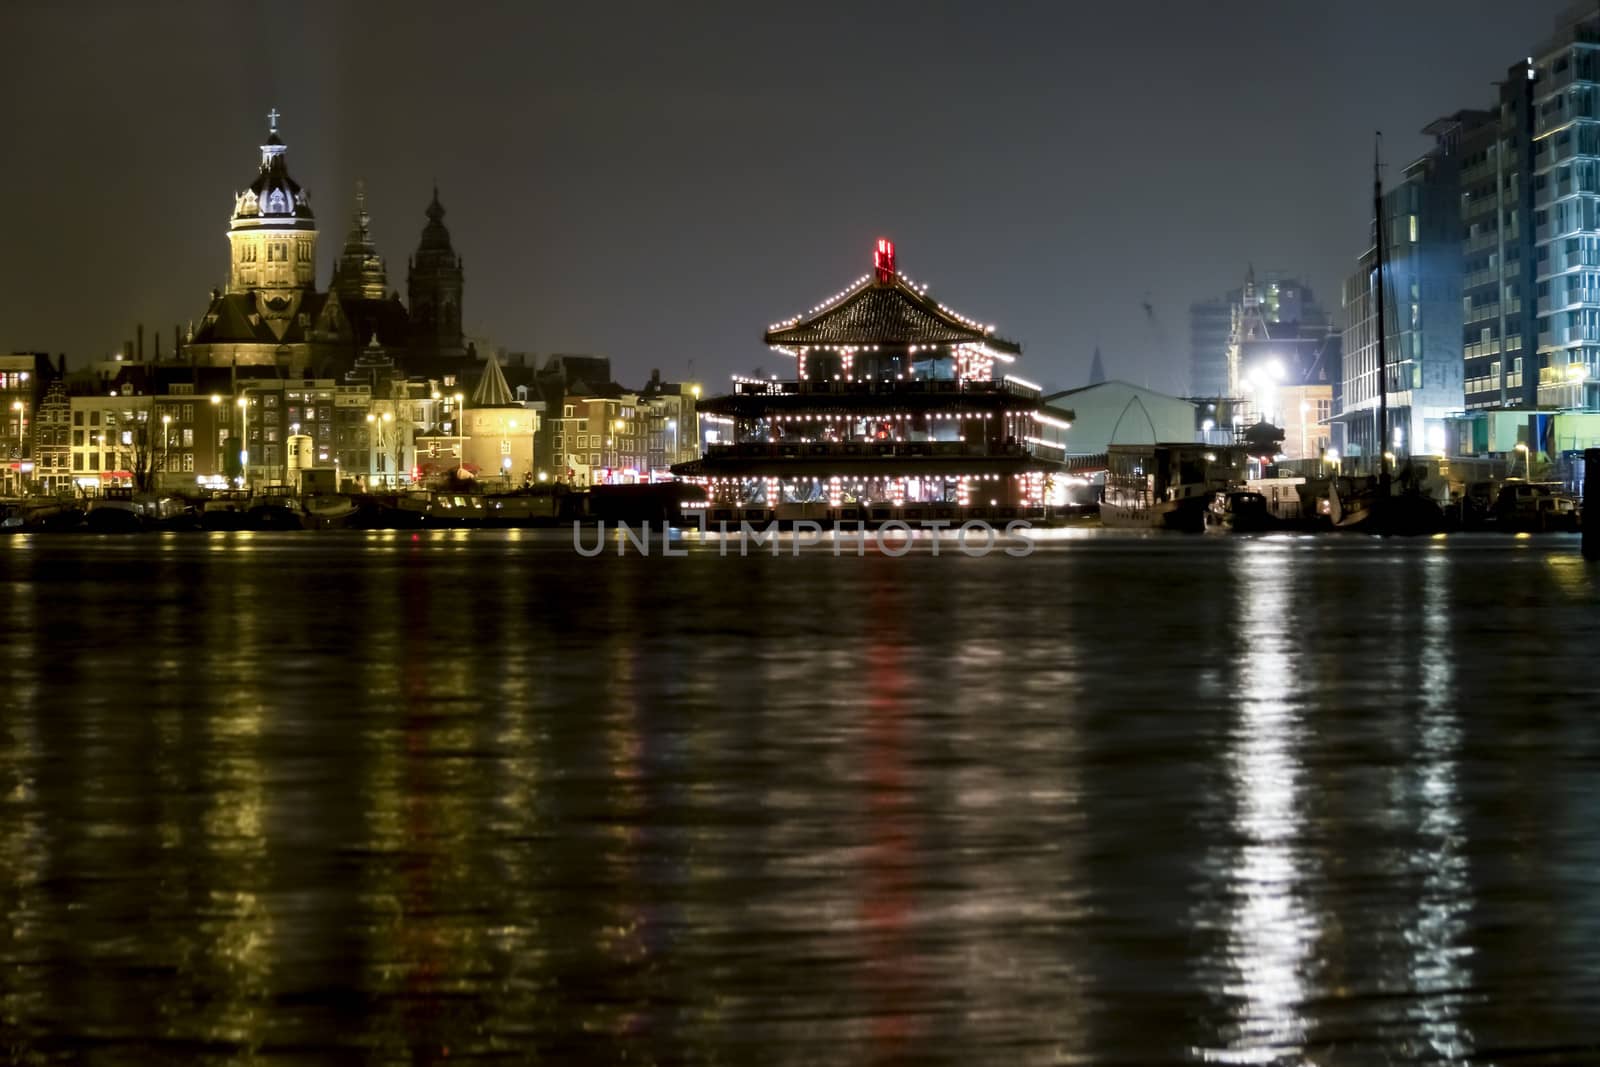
(2, 530), (1599, 1064)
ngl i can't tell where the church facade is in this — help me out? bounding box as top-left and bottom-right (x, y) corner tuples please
(183, 112), (472, 381)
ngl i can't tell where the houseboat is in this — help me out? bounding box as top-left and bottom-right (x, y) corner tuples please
(1100, 444), (1247, 531)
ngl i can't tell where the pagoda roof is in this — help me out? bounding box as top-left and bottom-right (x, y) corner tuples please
(763, 255), (1021, 356)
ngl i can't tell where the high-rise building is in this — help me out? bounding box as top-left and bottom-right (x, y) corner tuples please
(1224, 268), (1335, 437)
(1532, 5), (1600, 410)
(1337, 117), (1480, 462)
(1459, 68), (1538, 416)
(1188, 298), (1232, 397)
(1191, 274), (1329, 401)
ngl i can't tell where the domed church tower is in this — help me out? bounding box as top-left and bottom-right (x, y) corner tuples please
(406, 186), (466, 363)
(226, 109), (317, 296)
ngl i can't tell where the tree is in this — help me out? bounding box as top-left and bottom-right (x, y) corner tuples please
(128, 413), (166, 493)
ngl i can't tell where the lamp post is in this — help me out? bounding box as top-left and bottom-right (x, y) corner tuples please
(1514, 442), (1530, 480)
(9, 400), (23, 496)
(689, 385), (702, 461)
(454, 392), (465, 475)
(366, 412), (380, 487)
(504, 418), (516, 485)
(1298, 401), (1309, 463)
(161, 412), (171, 489)
(209, 395), (221, 483)
(237, 396), (250, 490)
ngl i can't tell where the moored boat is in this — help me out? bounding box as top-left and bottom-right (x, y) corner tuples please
(1491, 480), (1580, 532)
(85, 488), (146, 533)
(1205, 489), (1273, 533)
(1100, 444), (1246, 531)
(201, 490), (252, 531)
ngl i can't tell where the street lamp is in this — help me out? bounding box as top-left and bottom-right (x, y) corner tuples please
(503, 418), (518, 485)
(1514, 442), (1530, 480)
(10, 400), (23, 495)
(454, 392), (465, 474)
(236, 396), (249, 490)
(161, 413), (171, 487)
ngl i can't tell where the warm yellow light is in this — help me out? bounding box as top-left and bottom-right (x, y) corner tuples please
(366, 413), (375, 423)
(690, 385), (701, 398)
(382, 412), (393, 423)
(1514, 442), (1530, 452)
(210, 394), (222, 405)
(237, 397), (247, 408)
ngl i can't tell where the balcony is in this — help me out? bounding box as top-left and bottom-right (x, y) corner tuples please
(731, 377), (1041, 400)
(701, 440), (1048, 463)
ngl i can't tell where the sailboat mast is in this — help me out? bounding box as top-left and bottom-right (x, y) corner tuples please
(1374, 132), (1392, 493)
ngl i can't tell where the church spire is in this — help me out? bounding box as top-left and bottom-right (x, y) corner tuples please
(1088, 346), (1107, 386)
(332, 179), (387, 302)
(408, 184), (465, 363)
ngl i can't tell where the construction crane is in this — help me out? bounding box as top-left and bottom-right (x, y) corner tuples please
(1139, 292), (1185, 395)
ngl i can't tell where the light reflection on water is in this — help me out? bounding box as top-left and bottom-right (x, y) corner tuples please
(3, 532), (1600, 1064)
(1201, 542), (1314, 1064)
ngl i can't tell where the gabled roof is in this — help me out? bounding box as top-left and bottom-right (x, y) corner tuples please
(763, 271), (1021, 355)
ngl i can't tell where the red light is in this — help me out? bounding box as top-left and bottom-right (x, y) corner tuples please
(874, 238), (895, 283)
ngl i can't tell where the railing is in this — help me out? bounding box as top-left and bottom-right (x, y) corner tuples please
(732, 378), (1032, 399)
(702, 441), (1038, 461)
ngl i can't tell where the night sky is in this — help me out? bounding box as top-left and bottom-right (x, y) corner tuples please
(0, 0), (1576, 392)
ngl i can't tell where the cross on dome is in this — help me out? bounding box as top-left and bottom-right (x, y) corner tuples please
(268, 108), (280, 133)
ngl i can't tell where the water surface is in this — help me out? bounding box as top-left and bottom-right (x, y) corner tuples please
(3, 531), (1599, 1064)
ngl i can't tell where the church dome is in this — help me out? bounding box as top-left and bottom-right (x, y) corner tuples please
(232, 111), (314, 230)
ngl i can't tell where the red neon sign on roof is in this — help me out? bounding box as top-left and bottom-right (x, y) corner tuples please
(874, 238), (895, 283)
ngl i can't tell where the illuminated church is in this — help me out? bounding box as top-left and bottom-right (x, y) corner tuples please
(184, 111), (470, 378)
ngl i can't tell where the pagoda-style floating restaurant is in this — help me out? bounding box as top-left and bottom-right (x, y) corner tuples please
(672, 240), (1076, 524)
